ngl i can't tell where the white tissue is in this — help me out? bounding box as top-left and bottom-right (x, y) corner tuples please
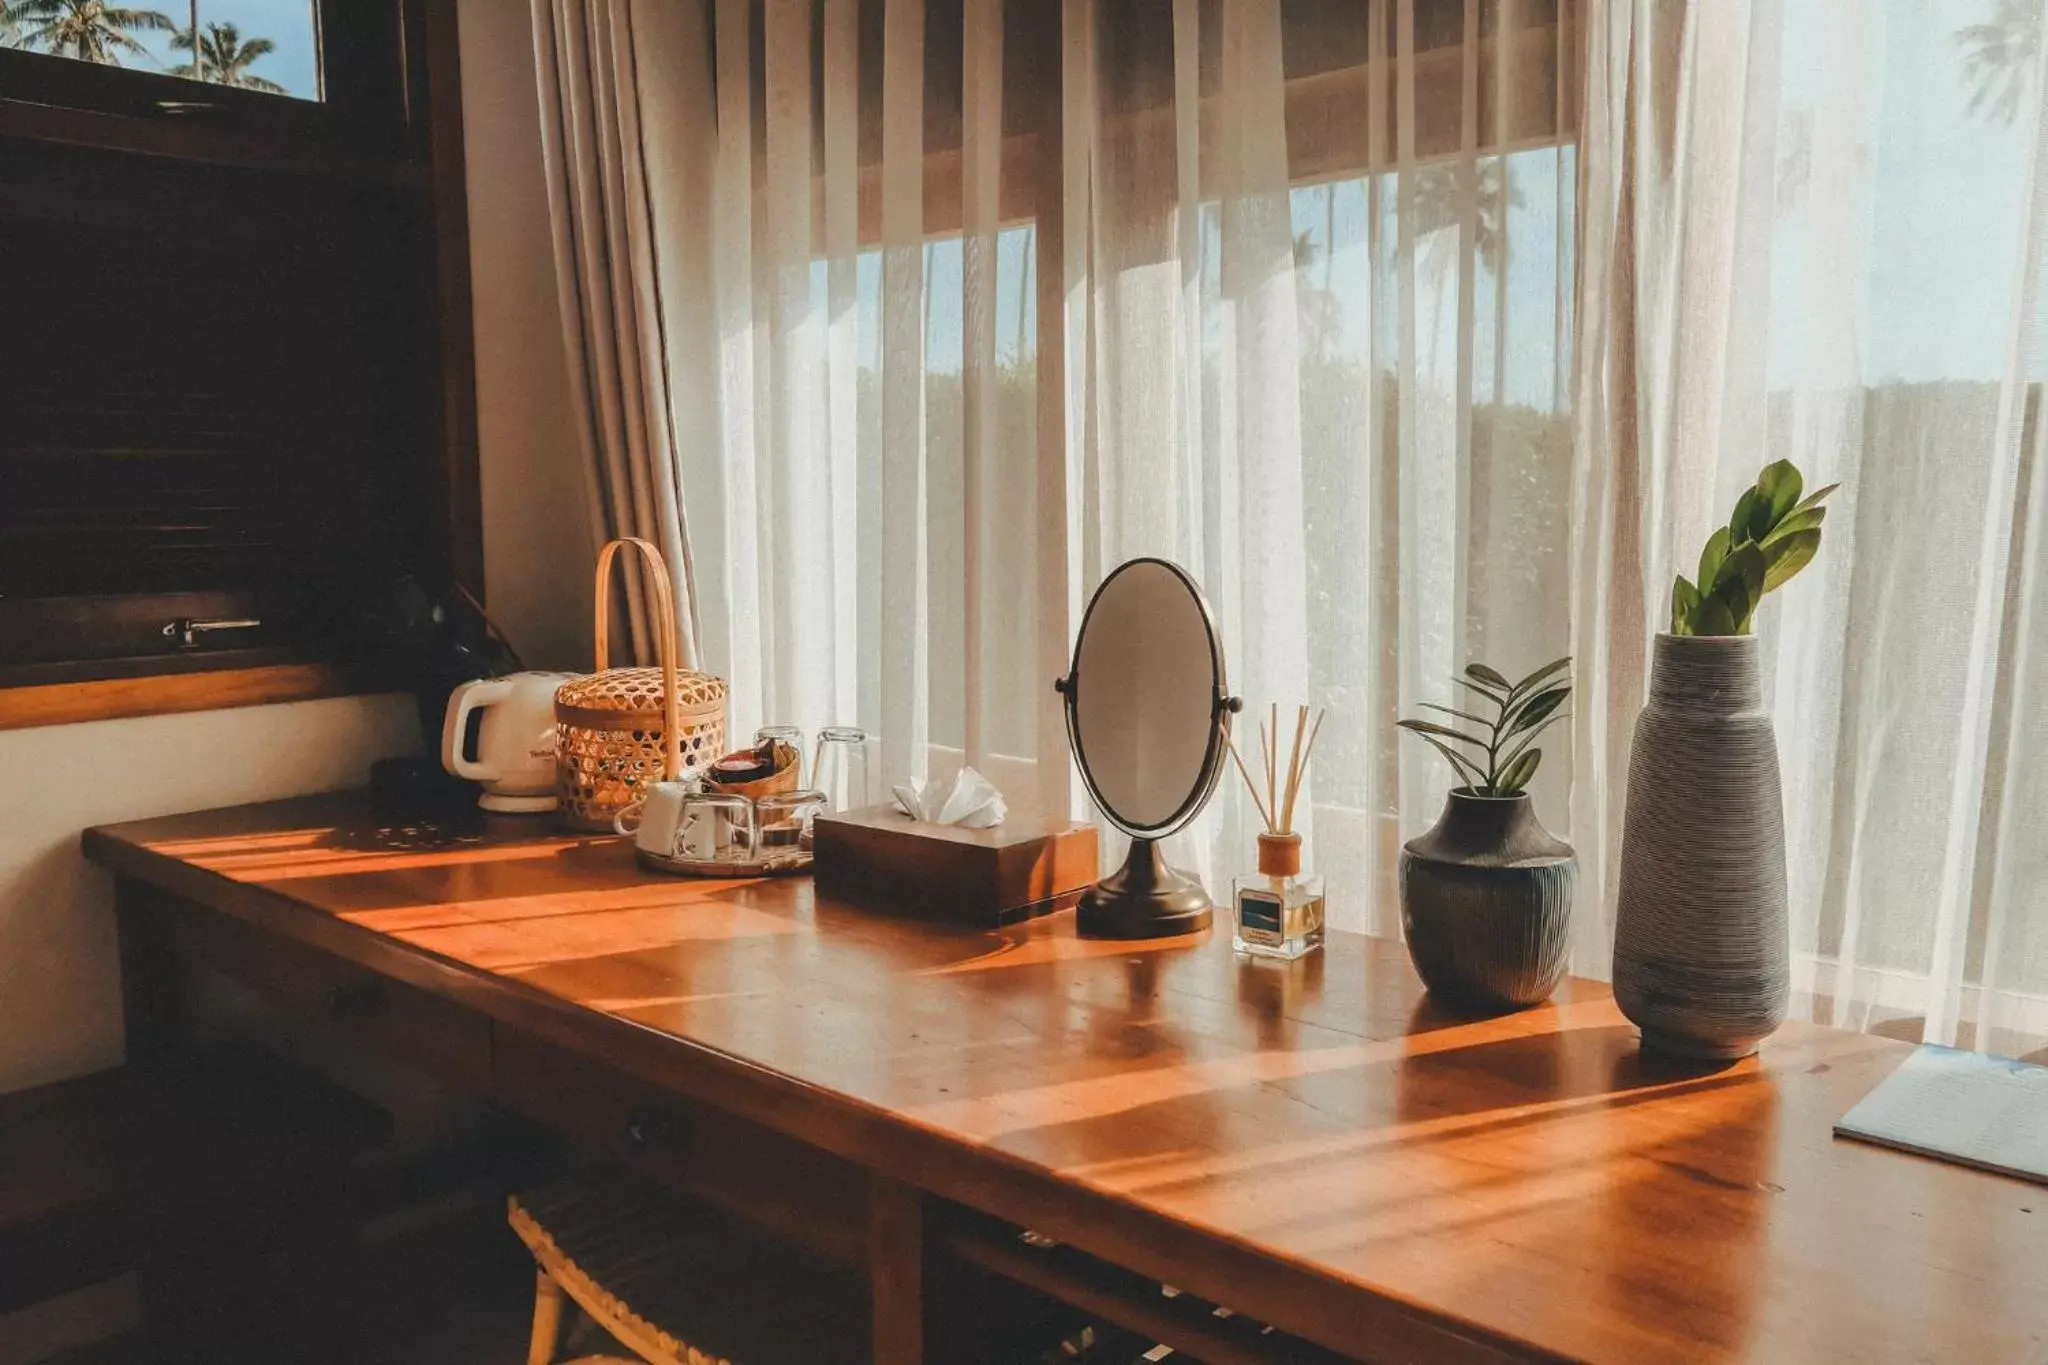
(891, 766), (1007, 828)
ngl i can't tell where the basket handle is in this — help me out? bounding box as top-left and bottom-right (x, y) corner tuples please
(592, 537), (683, 782)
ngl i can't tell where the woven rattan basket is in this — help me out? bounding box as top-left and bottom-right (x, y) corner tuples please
(554, 538), (727, 831)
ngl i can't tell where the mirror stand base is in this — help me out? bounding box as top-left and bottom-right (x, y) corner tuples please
(1076, 838), (1214, 939)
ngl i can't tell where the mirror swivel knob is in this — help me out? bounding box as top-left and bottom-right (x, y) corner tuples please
(1224, 695), (1244, 714)
(1053, 676), (1070, 695)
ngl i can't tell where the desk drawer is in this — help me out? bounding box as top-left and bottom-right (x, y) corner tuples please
(492, 1028), (866, 1266)
(157, 900), (492, 1092)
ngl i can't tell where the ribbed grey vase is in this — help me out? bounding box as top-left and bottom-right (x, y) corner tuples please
(1614, 633), (1789, 1060)
(1400, 791), (1575, 1011)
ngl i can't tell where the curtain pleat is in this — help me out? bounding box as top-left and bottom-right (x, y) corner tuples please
(531, 0), (704, 669)
(961, 0), (1002, 775)
(1574, 0), (2048, 1052)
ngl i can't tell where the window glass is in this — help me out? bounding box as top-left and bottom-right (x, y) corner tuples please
(1, 0), (323, 101)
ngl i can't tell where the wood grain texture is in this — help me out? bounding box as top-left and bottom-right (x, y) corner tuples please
(0, 664), (360, 731)
(83, 792), (2048, 1364)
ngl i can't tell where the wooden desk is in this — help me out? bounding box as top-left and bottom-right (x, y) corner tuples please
(84, 793), (2048, 1364)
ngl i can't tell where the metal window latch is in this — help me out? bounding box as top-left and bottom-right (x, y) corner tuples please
(162, 616), (263, 649)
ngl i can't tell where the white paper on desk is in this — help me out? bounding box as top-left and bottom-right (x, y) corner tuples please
(1834, 1044), (2048, 1186)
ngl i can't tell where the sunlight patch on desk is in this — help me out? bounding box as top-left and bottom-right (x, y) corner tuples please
(339, 878), (743, 932)
(396, 899), (803, 970)
(907, 999), (1662, 1143)
(917, 931), (1207, 977)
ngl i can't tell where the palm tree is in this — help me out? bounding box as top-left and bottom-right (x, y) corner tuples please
(170, 19), (283, 92)
(1956, 0), (2040, 126)
(1292, 223), (1343, 361)
(5, 0), (172, 63)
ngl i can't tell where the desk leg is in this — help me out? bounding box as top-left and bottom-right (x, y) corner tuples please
(869, 1175), (924, 1365)
(115, 879), (186, 1071)
(114, 881), (203, 1361)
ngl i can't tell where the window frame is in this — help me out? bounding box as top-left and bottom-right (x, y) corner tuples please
(0, 1), (402, 148)
(0, 0), (481, 723)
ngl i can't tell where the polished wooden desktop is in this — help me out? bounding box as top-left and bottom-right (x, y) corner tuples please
(84, 793), (2048, 1363)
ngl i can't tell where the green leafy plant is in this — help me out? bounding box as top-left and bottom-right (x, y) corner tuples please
(1671, 460), (1838, 636)
(1398, 657), (1571, 796)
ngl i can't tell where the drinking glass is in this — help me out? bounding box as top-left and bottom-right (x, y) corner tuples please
(672, 788), (756, 862)
(810, 727), (873, 812)
(757, 789), (827, 852)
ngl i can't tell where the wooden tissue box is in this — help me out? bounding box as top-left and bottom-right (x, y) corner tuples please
(812, 804), (1099, 927)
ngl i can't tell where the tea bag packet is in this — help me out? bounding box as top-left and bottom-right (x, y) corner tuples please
(891, 766), (1006, 828)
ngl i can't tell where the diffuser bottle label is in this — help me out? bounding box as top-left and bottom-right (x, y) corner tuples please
(1238, 890), (1284, 939)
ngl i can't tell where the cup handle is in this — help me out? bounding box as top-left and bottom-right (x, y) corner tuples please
(614, 801), (646, 837)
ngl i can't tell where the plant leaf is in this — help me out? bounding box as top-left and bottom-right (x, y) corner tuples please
(1453, 677), (1507, 709)
(1465, 662), (1512, 690)
(1497, 711), (1568, 772)
(1418, 702), (1495, 728)
(1696, 528), (1731, 595)
(1710, 540), (1766, 629)
(1671, 574), (1701, 635)
(1761, 527), (1823, 592)
(1729, 486), (1763, 544)
(1396, 718), (1489, 749)
(1761, 506), (1825, 545)
(1790, 481), (1840, 515)
(1757, 459), (1803, 527)
(1505, 684), (1570, 736)
(1504, 655), (1572, 704)
(1694, 593), (1738, 636)
(1406, 730), (1486, 789)
(1498, 747), (1542, 793)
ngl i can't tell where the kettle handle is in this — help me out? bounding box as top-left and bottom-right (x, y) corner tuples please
(441, 677), (516, 781)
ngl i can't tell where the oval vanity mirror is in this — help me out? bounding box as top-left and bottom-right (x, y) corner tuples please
(1056, 557), (1239, 938)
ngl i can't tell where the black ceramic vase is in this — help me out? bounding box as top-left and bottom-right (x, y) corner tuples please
(1399, 790), (1576, 1011)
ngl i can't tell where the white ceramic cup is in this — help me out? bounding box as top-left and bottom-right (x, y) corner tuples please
(615, 780), (691, 857)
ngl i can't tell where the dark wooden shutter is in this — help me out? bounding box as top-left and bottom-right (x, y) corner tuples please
(0, 139), (435, 680)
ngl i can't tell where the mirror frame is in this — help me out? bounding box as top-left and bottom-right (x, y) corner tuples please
(1057, 557), (1240, 840)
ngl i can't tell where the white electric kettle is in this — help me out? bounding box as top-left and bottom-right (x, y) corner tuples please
(441, 671), (578, 813)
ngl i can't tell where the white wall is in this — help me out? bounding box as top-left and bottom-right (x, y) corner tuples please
(0, 694), (420, 1095)
(459, 0), (595, 672)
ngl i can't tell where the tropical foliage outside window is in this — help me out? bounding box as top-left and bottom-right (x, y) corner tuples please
(0, 0), (322, 101)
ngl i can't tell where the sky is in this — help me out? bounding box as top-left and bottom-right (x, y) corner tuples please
(127, 0), (320, 99)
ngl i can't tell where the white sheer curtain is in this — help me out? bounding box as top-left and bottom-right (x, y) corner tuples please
(612, 0), (1576, 913)
(644, 0), (1057, 799)
(1063, 0), (1578, 924)
(1574, 0), (2048, 1054)
(536, 0), (2048, 1053)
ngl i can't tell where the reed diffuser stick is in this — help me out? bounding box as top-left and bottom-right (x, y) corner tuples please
(1253, 703), (1269, 834)
(1282, 707), (1326, 834)
(1280, 704), (1307, 832)
(1225, 736), (1275, 832)
(1231, 703), (1325, 837)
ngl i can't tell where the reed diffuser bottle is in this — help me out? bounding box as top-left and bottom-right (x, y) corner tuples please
(1230, 705), (1327, 960)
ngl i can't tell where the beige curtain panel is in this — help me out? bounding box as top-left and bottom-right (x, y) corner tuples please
(531, 0), (706, 669)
